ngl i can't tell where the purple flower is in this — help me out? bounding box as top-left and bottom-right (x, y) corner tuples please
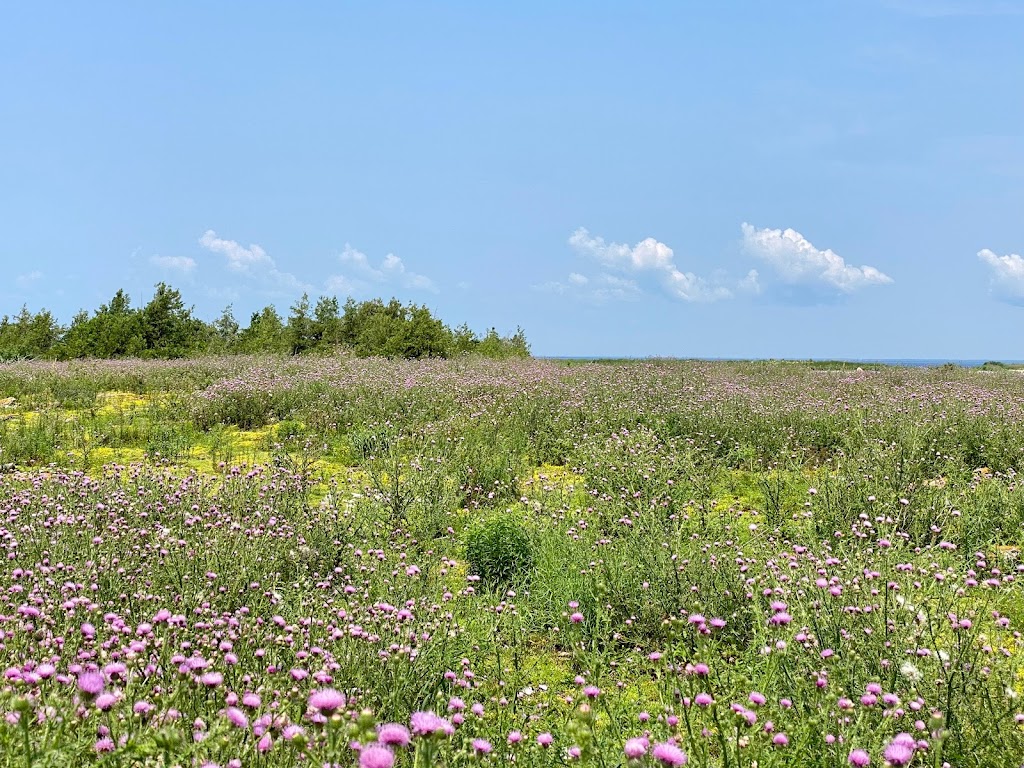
(848, 748), (871, 766)
(200, 671), (223, 687)
(78, 671), (104, 697)
(472, 738), (492, 754)
(652, 741), (688, 766)
(225, 707), (249, 729)
(308, 688), (346, 715)
(883, 734), (915, 766)
(694, 692), (714, 707)
(360, 744), (394, 768)
(378, 723), (411, 747)
(95, 693), (118, 711)
(624, 738), (648, 759)
(537, 732), (554, 747)
(772, 733), (789, 746)
(410, 711), (454, 737)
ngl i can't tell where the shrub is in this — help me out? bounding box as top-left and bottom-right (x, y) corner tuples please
(465, 515), (535, 587)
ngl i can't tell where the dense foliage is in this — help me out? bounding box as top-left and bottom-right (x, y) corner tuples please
(0, 285), (530, 360)
(0, 358), (1024, 766)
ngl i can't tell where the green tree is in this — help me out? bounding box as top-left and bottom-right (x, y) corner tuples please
(238, 305), (287, 353)
(312, 295), (342, 349)
(140, 283), (203, 357)
(286, 293), (315, 355)
(211, 305), (241, 352)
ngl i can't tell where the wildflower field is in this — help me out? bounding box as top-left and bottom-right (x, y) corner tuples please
(2, 356), (1024, 767)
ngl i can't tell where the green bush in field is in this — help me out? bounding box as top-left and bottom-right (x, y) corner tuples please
(465, 515), (535, 587)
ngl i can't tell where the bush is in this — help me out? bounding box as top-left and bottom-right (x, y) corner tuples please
(465, 515), (535, 587)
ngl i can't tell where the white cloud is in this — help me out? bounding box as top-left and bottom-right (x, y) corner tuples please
(199, 230), (272, 273)
(535, 272), (641, 302)
(15, 270), (43, 287)
(198, 230), (311, 295)
(739, 269), (761, 294)
(740, 223), (892, 294)
(978, 248), (1024, 303)
(325, 274), (356, 294)
(150, 255), (196, 274)
(330, 244), (437, 293)
(568, 228), (731, 302)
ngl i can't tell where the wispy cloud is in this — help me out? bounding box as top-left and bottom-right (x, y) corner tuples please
(328, 245), (437, 294)
(740, 223), (892, 298)
(150, 255), (196, 274)
(565, 228), (732, 302)
(536, 272), (642, 302)
(15, 271), (44, 288)
(198, 230), (311, 294)
(978, 248), (1024, 304)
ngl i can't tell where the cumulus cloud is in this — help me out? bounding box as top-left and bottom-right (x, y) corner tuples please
(150, 255), (196, 274)
(566, 228), (731, 302)
(740, 223), (892, 296)
(199, 230), (310, 294)
(199, 230), (272, 273)
(330, 245), (437, 293)
(978, 248), (1024, 303)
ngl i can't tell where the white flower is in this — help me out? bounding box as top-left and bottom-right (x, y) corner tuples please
(900, 661), (923, 683)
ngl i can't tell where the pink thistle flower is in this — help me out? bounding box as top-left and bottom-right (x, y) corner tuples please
(652, 741), (688, 766)
(378, 723), (411, 747)
(410, 711), (454, 737)
(225, 707), (249, 729)
(308, 688), (346, 715)
(848, 748), (871, 766)
(472, 738), (492, 754)
(883, 734), (915, 766)
(537, 732), (554, 747)
(360, 744), (395, 768)
(77, 671), (104, 697)
(624, 738), (648, 759)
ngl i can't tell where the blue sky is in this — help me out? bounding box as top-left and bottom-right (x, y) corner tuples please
(3, 1), (1024, 359)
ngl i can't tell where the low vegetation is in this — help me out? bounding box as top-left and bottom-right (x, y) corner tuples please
(0, 358), (1023, 766)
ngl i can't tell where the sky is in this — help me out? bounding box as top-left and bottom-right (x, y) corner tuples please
(3, 1), (1024, 359)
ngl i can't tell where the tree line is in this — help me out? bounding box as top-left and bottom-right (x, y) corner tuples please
(0, 283), (530, 361)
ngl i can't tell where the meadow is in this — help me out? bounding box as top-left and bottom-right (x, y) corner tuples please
(1, 355), (1024, 767)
